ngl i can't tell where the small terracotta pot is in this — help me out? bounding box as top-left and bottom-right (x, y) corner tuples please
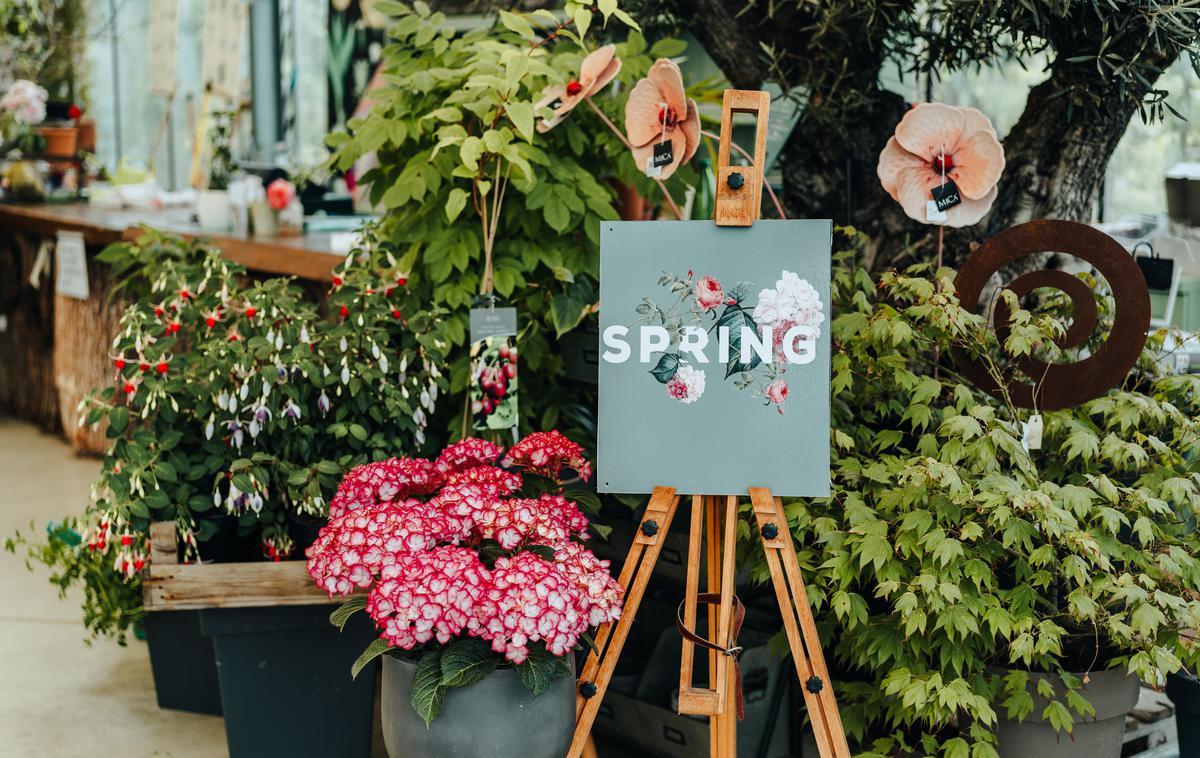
(37, 126), (79, 158)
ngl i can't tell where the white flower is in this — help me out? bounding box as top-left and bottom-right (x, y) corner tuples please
(1, 80), (47, 125)
(752, 270), (826, 339)
(667, 364), (706, 404)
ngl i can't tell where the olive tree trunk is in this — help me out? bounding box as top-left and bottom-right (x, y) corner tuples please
(674, 1), (1177, 273)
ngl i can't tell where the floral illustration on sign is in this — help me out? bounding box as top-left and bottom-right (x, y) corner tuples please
(631, 270), (824, 413)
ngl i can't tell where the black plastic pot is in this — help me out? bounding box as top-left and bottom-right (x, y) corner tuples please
(183, 514), (240, 563)
(1167, 670), (1200, 754)
(288, 513), (327, 555)
(198, 604), (378, 758)
(144, 610), (222, 715)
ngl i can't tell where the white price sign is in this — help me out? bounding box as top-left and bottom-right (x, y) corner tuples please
(55, 231), (89, 300)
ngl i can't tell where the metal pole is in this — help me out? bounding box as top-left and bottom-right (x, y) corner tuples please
(109, 0), (122, 161)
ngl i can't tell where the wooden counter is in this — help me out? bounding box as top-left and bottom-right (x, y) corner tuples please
(0, 202), (355, 451)
(0, 202), (352, 281)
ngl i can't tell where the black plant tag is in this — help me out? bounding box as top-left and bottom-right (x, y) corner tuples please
(931, 180), (962, 212)
(652, 141), (674, 168)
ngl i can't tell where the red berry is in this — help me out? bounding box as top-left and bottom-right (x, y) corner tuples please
(156, 362), (168, 374)
(504, 362), (516, 379)
(123, 382), (135, 394)
(114, 358), (126, 369)
(566, 80), (583, 96)
(245, 307), (257, 318)
(392, 309), (401, 319)
(332, 276), (343, 286)
(508, 347), (518, 361)
(205, 317), (216, 328)
(139, 361), (149, 372)
(339, 305), (349, 317)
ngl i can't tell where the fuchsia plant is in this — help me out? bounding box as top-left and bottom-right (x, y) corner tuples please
(308, 431), (621, 724)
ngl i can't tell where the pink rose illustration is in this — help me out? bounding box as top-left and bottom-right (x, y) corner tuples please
(766, 380), (788, 414)
(695, 276), (724, 311)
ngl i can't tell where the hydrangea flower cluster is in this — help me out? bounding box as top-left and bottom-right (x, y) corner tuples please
(503, 430), (593, 482)
(307, 433), (622, 665)
(752, 270), (826, 355)
(327, 457), (443, 519)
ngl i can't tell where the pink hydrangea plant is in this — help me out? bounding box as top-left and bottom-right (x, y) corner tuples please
(307, 432), (622, 711)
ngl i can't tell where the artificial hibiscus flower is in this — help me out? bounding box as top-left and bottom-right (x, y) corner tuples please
(535, 44), (622, 133)
(876, 102), (1005, 227)
(623, 58), (700, 180)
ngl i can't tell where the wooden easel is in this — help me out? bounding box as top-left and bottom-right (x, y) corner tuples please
(568, 91), (852, 758)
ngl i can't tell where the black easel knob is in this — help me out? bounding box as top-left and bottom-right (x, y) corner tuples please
(640, 520), (659, 536)
(727, 171), (745, 190)
(760, 522), (779, 539)
(806, 676), (824, 694)
(579, 681), (598, 698)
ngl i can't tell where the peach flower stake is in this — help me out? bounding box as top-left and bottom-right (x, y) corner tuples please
(877, 102), (1005, 266)
(534, 45), (622, 133)
(624, 59), (701, 182)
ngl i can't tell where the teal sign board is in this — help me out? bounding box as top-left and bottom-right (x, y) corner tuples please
(598, 220), (832, 496)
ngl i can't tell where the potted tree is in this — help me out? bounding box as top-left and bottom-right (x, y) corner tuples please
(760, 229), (1200, 757)
(310, 431), (619, 758)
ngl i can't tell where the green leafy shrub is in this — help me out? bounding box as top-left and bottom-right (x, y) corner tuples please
(8, 226), (449, 640)
(325, 1), (706, 440)
(765, 228), (1200, 756)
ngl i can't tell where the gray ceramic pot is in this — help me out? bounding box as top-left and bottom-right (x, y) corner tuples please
(382, 654), (575, 758)
(994, 667), (1139, 758)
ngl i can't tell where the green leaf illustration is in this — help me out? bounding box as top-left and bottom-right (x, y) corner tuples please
(713, 304), (761, 378)
(649, 352), (681, 383)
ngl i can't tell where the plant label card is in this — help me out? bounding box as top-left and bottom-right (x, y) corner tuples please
(598, 220), (832, 496)
(469, 307), (518, 431)
(54, 231), (89, 300)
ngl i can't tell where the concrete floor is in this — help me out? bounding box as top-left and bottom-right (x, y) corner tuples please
(0, 418), (228, 757)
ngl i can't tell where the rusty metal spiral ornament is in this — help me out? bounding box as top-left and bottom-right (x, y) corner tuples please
(952, 219), (1150, 411)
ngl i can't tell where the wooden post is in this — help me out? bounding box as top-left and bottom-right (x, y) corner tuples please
(714, 90), (771, 227)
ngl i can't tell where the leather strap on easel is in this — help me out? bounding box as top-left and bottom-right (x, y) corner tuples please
(676, 593), (747, 720)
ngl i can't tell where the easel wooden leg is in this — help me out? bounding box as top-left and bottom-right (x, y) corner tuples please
(568, 487), (682, 758)
(748, 488), (852, 758)
(572, 486), (850, 758)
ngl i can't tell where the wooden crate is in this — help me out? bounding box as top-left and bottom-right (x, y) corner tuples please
(144, 522), (336, 611)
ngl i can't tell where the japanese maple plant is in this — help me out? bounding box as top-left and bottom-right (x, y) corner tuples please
(309, 431), (621, 724)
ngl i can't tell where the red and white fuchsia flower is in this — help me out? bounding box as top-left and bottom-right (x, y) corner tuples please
(308, 432), (621, 666)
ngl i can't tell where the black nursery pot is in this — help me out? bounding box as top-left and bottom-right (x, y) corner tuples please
(198, 604), (378, 758)
(287, 512), (327, 554)
(144, 610), (222, 715)
(180, 514), (239, 563)
(1167, 671), (1200, 754)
